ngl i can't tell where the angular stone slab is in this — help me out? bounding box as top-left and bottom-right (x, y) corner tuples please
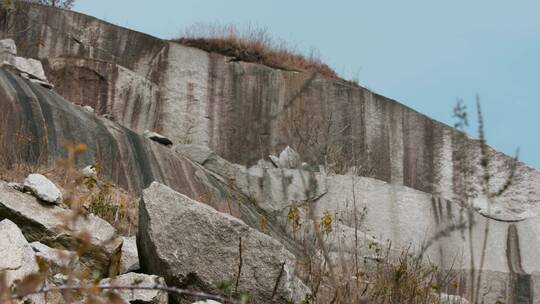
(138, 182), (310, 303)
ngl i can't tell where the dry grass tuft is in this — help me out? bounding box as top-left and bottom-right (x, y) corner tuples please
(174, 24), (346, 81)
(67, 163), (139, 236)
(299, 240), (461, 303)
(0, 139), (138, 236)
(367, 246), (449, 304)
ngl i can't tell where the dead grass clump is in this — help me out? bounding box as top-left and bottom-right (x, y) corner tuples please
(301, 241), (460, 303)
(367, 247), (444, 304)
(71, 163), (138, 236)
(174, 24), (341, 80)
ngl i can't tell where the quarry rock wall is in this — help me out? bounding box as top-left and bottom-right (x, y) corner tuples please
(2, 3), (539, 209)
(2, 4), (540, 303)
(3, 0), (540, 242)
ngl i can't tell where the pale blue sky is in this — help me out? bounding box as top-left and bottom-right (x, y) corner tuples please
(74, 0), (540, 168)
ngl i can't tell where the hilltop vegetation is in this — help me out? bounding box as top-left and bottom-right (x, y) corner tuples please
(175, 24), (345, 81)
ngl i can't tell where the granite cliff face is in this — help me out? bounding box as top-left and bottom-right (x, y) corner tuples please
(5, 3), (540, 204)
(1, 3), (540, 303)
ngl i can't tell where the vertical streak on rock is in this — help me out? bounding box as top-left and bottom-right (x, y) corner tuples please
(431, 196), (441, 226)
(388, 102), (404, 185)
(207, 54), (217, 150)
(153, 44), (169, 132)
(364, 93), (391, 182)
(430, 197), (446, 269)
(432, 126), (454, 200)
(445, 199), (453, 221)
(506, 224), (533, 304)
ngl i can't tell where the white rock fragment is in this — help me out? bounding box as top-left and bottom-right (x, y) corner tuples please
(269, 146), (302, 169)
(0, 39), (16, 63)
(437, 293), (469, 304)
(279, 145), (301, 168)
(255, 158), (276, 169)
(119, 236), (140, 274)
(23, 173), (63, 204)
(143, 130), (173, 146)
(81, 165), (97, 177)
(83, 105), (95, 113)
(0, 38), (16, 55)
(29, 77), (54, 89)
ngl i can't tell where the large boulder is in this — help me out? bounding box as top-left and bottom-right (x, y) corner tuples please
(100, 273), (168, 304)
(0, 219), (45, 304)
(0, 219), (40, 287)
(138, 182), (310, 304)
(9, 57), (47, 81)
(23, 173), (63, 204)
(0, 181), (122, 279)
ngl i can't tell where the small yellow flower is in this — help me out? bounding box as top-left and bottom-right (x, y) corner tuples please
(321, 211), (333, 233)
(288, 206), (301, 230)
(75, 143), (87, 154)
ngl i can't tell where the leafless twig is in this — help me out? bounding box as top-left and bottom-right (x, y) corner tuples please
(234, 236), (243, 294)
(271, 262), (285, 299)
